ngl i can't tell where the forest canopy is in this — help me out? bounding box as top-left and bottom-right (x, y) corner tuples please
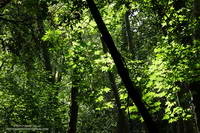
(0, 0), (200, 133)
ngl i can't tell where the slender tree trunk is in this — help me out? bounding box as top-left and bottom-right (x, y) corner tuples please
(101, 37), (129, 133)
(86, 0), (158, 132)
(108, 72), (129, 133)
(35, 1), (53, 83)
(124, 10), (136, 57)
(67, 44), (81, 133)
(190, 82), (200, 133)
(175, 93), (185, 133)
(190, 0), (200, 132)
(35, 2), (63, 131)
(68, 73), (79, 133)
(193, 0), (200, 42)
(190, 88), (200, 133)
(175, 82), (197, 133)
(121, 21), (129, 51)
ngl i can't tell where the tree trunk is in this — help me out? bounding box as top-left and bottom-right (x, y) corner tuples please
(35, 2), (62, 131)
(175, 82), (197, 133)
(190, 82), (200, 133)
(108, 72), (129, 133)
(68, 53), (80, 133)
(101, 36), (129, 133)
(193, 0), (200, 42)
(36, 2), (53, 79)
(190, 0), (200, 132)
(86, 0), (158, 132)
(68, 77), (79, 133)
(124, 10), (136, 57)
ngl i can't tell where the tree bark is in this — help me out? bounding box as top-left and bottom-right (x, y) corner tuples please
(193, 0), (200, 42)
(190, 82), (200, 133)
(175, 82), (198, 133)
(190, 0), (200, 132)
(86, 0), (158, 132)
(124, 10), (136, 56)
(108, 72), (129, 133)
(101, 37), (129, 133)
(35, 2), (63, 132)
(68, 78), (79, 133)
(68, 58), (79, 133)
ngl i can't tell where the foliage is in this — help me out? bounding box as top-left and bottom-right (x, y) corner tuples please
(0, 0), (199, 132)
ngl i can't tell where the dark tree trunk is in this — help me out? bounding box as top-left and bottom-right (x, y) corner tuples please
(175, 82), (197, 133)
(193, 0), (200, 43)
(190, 82), (200, 132)
(101, 36), (129, 133)
(68, 55), (79, 133)
(68, 79), (79, 133)
(191, 0), (200, 132)
(108, 71), (129, 133)
(86, 0), (158, 132)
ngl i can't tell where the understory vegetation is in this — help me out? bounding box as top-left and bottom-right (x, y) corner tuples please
(0, 0), (200, 133)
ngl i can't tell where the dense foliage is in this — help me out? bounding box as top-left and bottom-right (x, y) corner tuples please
(0, 0), (199, 133)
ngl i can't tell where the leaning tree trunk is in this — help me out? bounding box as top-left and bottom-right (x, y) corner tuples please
(86, 0), (158, 132)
